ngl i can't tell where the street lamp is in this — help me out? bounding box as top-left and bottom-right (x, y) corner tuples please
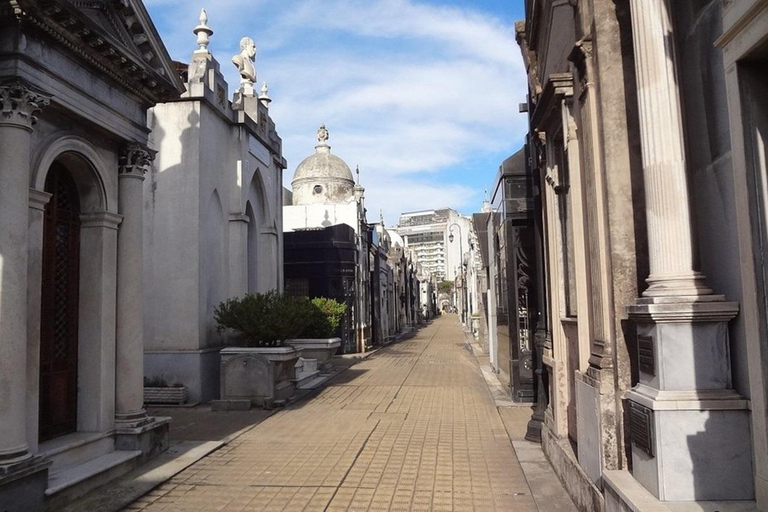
(448, 223), (466, 325)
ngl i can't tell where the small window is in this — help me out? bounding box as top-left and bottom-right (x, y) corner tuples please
(313, 185), (323, 194)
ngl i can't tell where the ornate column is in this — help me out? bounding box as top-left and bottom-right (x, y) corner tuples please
(115, 144), (153, 429)
(0, 79), (51, 509)
(626, 0), (751, 501)
(0, 80), (49, 462)
(629, 0), (711, 297)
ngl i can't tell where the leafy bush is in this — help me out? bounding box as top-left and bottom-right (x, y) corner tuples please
(214, 292), (347, 346)
(304, 297), (347, 338)
(214, 291), (312, 346)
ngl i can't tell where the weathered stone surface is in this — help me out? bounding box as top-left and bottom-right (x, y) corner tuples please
(219, 347), (301, 408)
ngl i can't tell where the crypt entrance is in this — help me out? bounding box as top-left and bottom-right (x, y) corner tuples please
(39, 163), (81, 442)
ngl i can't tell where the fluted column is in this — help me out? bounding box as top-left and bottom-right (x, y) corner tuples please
(0, 80), (49, 464)
(629, 0), (711, 297)
(115, 144), (153, 428)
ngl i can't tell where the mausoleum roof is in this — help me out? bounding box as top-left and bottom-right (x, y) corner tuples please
(292, 125), (354, 185)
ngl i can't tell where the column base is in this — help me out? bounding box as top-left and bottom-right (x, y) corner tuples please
(114, 409), (151, 430)
(0, 455), (50, 512)
(643, 272), (713, 297)
(524, 413), (543, 443)
(626, 297), (751, 501)
(626, 388), (752, 501)
(115, 416), (170, 465)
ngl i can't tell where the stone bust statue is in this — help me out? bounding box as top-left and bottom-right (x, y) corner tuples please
(232, 37), (257, 85)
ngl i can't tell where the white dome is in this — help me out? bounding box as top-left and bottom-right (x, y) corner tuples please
(291, 125), (355, 205)
(293, 149), (354, 183)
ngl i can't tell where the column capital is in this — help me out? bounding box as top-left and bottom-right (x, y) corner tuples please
(118, 143), (155, 177)
(0, 79), (50, 131)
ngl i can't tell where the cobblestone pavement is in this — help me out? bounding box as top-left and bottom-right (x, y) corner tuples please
(125, 317), (545, 511)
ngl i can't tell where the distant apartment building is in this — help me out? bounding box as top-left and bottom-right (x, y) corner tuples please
(395, 208), (471, 282)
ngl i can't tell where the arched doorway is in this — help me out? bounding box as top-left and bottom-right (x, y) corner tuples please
(39, 162), (81, 442)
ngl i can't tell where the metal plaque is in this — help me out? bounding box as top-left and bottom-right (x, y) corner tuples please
(637, 335), (655, 376)
(629, 401), (654, 457)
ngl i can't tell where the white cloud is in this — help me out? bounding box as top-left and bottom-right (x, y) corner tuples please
(145, 0), (527, 224)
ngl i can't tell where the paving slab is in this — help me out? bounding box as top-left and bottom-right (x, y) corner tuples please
(122, 317), (575, 511)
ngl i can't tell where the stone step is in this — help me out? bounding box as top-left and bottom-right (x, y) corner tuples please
(297, 375), (330, 390)
(45, 450), (141, 506)
(39, 431), (115, 473)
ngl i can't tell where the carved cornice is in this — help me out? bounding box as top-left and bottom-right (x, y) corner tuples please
(530, 73), (573, 131)
(118, 143), (154, 176)
(0, 79), (51, 129)
(10, 0), (183, 104)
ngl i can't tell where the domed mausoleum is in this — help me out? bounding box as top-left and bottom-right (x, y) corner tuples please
(292, 124), (355, 205)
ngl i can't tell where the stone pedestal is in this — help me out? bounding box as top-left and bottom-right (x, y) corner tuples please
(115, 417), (171, 465)
(0, 456), (51, 512)
(626, 300), (752, 500)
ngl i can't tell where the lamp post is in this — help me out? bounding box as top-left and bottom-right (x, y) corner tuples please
(448, 223), (466, 325)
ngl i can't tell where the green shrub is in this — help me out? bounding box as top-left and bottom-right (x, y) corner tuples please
(303, 297), (347, 338)
(214, 291), (313, 346)
(214, 292), (348, 346)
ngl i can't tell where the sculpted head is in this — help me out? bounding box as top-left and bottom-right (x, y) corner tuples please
(240, 37), (256, 60)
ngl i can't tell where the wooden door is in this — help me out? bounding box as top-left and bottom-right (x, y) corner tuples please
(39, 165), (80, 442)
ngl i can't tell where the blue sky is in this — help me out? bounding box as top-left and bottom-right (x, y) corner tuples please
(145, 0), (528, 225)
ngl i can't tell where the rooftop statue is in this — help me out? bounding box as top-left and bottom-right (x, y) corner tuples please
(317, 124), (329, 144)
(232, 37), (257, 88)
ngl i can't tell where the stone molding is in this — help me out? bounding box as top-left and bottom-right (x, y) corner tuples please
(0, 79), (50, 130)
(628, 384), (749, 409)
(114, 409), (151, 430)
(28, 188), (52, 211)
(229, 213), (250, 223)
(9, 0), (183, 103)
(80, 211), (123, 230)
(715, 0), (768, 50)
(31, 135), (109, 208)
(118, 143), (155, 177)
(627, 300), (739, 323)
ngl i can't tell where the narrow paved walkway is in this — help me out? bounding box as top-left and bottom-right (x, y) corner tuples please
(125, 317), (546, 511)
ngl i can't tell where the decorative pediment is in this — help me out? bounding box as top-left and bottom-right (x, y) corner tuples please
(8, 0), (184, 104)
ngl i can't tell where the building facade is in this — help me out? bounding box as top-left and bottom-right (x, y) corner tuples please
(517, 1), (768, 510)
(142, 12), (286, 404)
(283, 126), (372, 352)
(0, 1), (184, 510)
(478, 149), (539, 404)
(395, 208), (471, 283)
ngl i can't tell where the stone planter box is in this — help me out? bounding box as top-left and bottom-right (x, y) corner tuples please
(284, 338), (341, 370)
(144, 386), (188, 405)
(218, 346), (302, 408)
